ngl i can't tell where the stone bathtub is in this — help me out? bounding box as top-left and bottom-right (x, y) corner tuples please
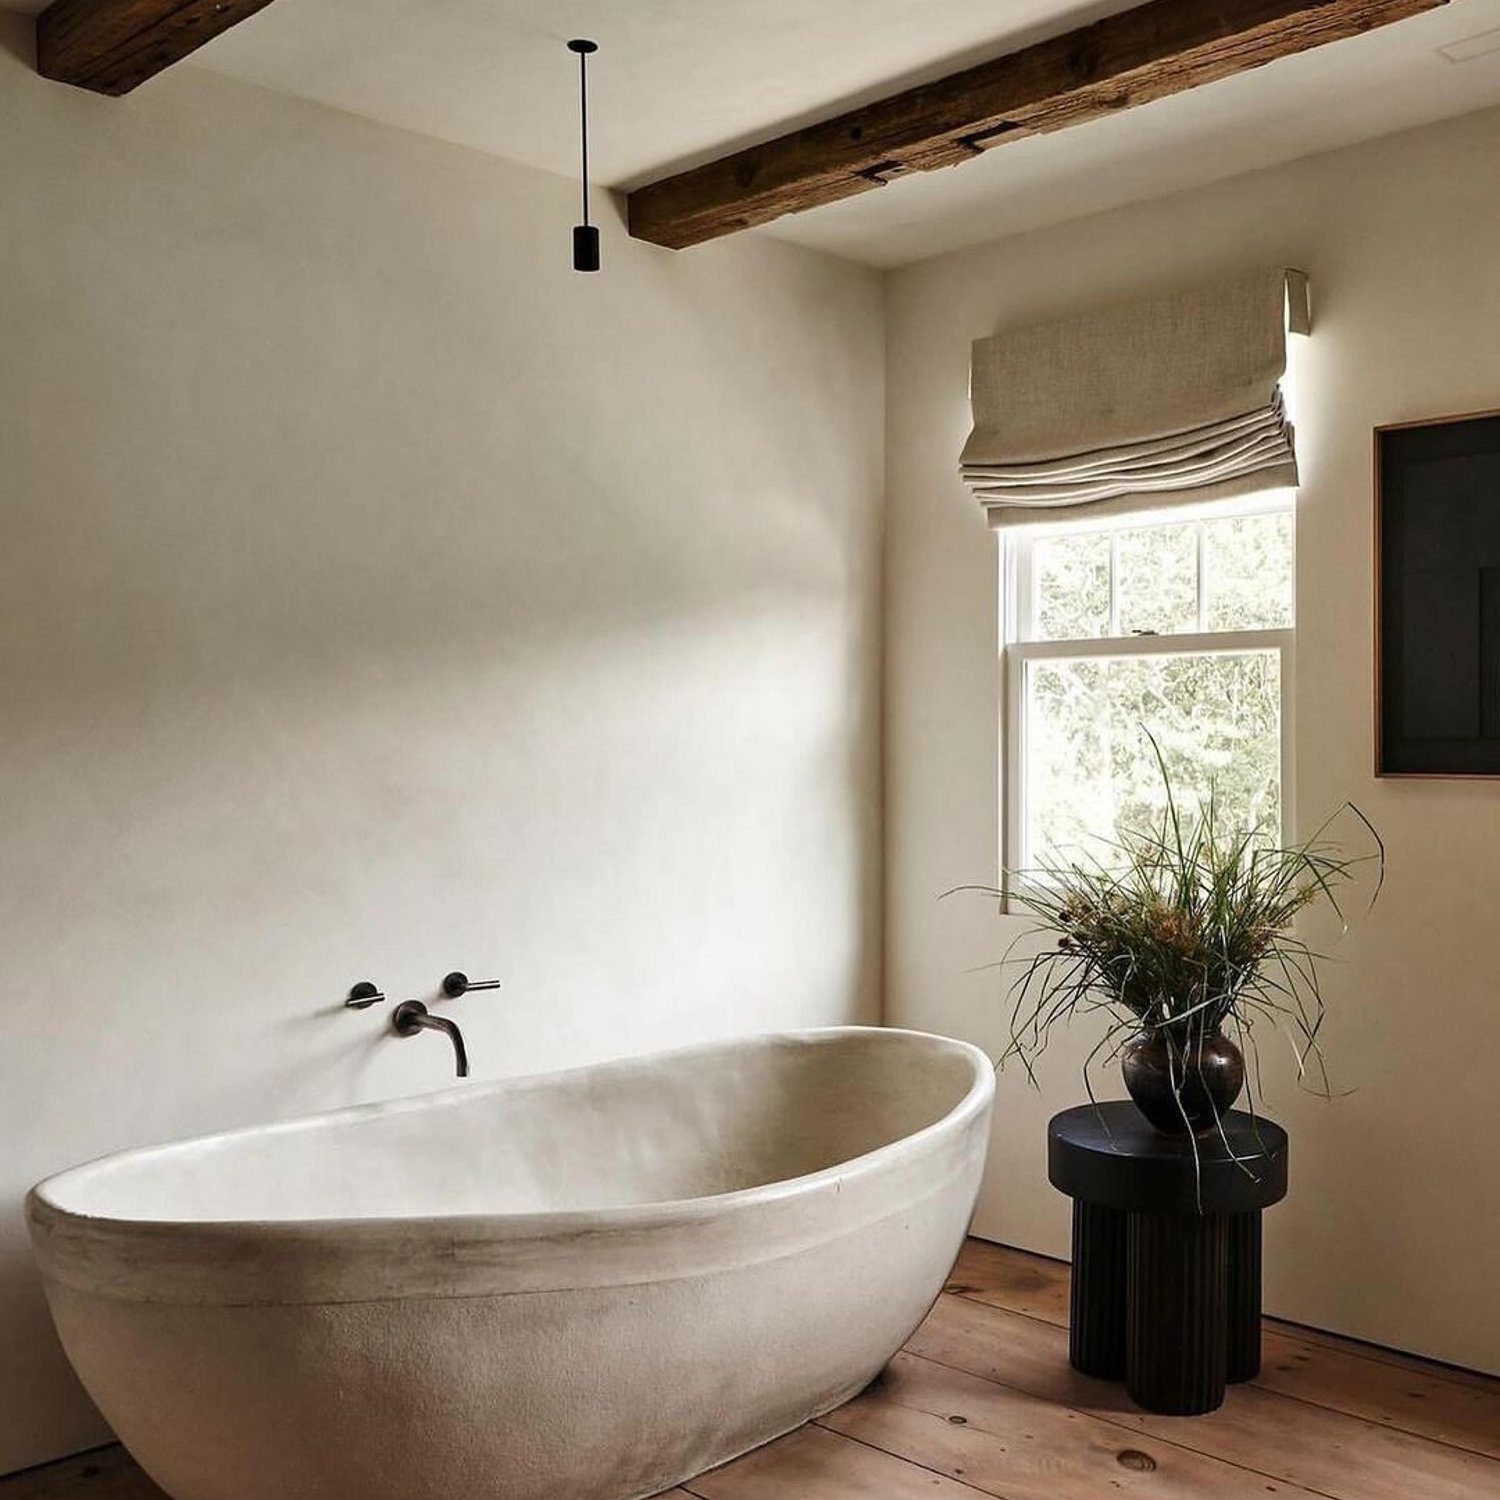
(28, 1026), (994, 1500)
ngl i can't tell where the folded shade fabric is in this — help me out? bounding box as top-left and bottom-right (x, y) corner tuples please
(962, 269), (1309, 527)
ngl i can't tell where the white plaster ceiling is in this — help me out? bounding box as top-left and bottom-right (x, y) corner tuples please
(19, 0), (1500, 266)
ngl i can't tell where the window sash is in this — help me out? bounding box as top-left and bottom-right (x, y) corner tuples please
(1007, 492), (1293, 645)
(1000, 628), (1296, 887)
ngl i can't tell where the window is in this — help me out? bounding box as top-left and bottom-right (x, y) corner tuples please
(1003, 495), (1295, 877)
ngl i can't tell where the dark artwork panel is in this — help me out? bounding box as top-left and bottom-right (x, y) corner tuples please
(1378, 412), (1500, 775)
(1399, 569), (1478, 741)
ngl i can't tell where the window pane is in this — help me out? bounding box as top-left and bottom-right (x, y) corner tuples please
(1032, 533), (1110, 641)
(1205, 510), (1295, 630)
(1116, 523), (1199, 635)
(1024, 649), (1281, 870)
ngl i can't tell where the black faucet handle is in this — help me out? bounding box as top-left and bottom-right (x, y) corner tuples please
(344, 981), (385, 1010)
(442, 972), (500, 999)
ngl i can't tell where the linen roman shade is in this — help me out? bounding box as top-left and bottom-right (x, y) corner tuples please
(962, 268), (1309, 527)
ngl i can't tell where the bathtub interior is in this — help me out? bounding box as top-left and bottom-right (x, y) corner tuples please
(39, 1030), (984, 1226)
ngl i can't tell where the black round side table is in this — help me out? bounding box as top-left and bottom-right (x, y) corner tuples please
(1048, 1103), (1288, 1416)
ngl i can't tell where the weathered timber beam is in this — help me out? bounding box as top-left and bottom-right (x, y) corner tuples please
(37, 0), (281, 97)
(627, 0), (1447, 249)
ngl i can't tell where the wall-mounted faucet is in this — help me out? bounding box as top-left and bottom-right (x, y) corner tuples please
(392, 1001), (470, 1078)
(342, 970), (498, 1079)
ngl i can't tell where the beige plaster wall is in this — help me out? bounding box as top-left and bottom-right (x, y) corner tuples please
(885, 104), (1500, 1375)
(0, 15), (884, 1472)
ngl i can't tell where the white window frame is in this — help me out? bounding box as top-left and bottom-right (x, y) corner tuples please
(1000, 493), (1296, 888)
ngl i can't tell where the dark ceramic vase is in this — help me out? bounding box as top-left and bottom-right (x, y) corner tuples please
(1121, 1027), (1245, 1135)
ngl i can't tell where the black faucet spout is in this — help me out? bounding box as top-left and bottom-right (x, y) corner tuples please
(392, 1001), (470, 1078)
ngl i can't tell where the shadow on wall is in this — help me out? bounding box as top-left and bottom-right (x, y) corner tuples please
(0, 586), (882, 1465)
(0, 1274), (106, 1465)
(0, 12), (31, 68)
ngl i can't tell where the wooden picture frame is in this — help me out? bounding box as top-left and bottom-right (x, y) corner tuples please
(1375, 408), (1500, 777)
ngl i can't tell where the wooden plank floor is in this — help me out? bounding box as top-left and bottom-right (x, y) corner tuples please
(5, 1239), (1497, 1499)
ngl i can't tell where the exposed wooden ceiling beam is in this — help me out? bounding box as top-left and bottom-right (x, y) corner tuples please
(37, 0), (281, 97)
(628, 0), (1447, 250)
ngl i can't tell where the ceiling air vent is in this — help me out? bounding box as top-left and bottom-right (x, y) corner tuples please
(1438, 27), (1500, 64)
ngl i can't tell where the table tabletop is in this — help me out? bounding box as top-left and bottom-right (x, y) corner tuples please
(1048, 1102), (1288, 1215)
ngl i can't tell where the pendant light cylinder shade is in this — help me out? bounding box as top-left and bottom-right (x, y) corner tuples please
(573, 224), (601, 273)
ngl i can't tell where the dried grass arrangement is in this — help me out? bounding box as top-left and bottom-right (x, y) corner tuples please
(981, 741), (1383, 1138)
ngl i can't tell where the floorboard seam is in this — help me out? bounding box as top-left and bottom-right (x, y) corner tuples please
(899, 1344), (1354, 1500)
(965, 1242), (1494, 1384)
(1239, 1384), (1500, 1464)
(0, 1446), (120, 1486)
(940, 1290), (1500, 1461)
(806, 1419), (1016, 1499)
(1265, 1321), (1500, 1385)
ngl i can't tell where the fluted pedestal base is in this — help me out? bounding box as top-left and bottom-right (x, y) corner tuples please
(1226, 1210), (1264, 1383)
(1069, 1199), (1127, 1379)
(1125, 1210), (1229, 1414)
(1070, 1204), (1265, 1414)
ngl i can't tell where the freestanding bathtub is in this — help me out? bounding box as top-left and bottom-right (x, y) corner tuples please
(28, 1026), (994, 1500)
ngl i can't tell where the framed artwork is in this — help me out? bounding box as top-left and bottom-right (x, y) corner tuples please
(1376, 408), (1500, 776)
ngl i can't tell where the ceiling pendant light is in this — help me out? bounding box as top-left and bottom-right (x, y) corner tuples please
(568, 39), (600, 273)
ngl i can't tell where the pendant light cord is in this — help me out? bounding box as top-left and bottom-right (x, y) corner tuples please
(577, 44), (592, 229)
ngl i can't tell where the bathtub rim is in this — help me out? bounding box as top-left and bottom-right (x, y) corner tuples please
(28, 1026), (995, 1305)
